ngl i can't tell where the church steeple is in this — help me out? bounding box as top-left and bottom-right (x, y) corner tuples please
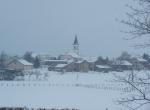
(73, 34), (79, 55)
(74, 34), (79, 45)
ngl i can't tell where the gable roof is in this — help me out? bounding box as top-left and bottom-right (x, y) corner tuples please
(115, 60), (132, 66)
(137, 58), (147, 62)
(18, 59), (33, 66)
(120, 60), (132, 66)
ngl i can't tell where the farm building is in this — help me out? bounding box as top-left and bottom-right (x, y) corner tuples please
(7, 59), (33, 71)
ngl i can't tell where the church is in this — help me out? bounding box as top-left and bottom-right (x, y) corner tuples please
(58, 34), (81, 61)
(50, 35), (90, 72)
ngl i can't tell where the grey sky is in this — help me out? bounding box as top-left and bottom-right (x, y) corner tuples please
(0, 0), (149, 57)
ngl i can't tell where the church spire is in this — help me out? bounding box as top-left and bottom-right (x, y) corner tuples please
(73, 34), (79, 55)
(74, 34), (79, 45)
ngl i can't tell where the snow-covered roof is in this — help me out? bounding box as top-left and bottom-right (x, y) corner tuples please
(31, 53), (37, 58)
(84, 57), (97, 63)
(76, 60), (84, 64)
(120, 60), (132, 66)
(96, 65), (111, 69)
(131, 54), (148, 62)
(42, 60), (67, 62)
(66, 52), (80, 58)
(55, 64), (67, 68)
(18, 59), (33, 66)
(67, 60), (74, 64)
(114, 60), (132, 66)
(137, 58), (147, 62)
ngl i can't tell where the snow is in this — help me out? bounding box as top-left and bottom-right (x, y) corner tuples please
(66, 52), (80, 58)
(67, 59), (74, 63)
(18, 59), (33, 66)
(137, 58), (147, 62)
(0, 69), (150, 110)
(31, 53), (38, 59)
(120, 60), (132, 66)
(96, 65), (111, 69)
(83, 57), (97, 63)
(55, 64), (67, 68)
(0, 83), (122, 110)
(42, 60), (67, 62)
(75, 60), (84, 63)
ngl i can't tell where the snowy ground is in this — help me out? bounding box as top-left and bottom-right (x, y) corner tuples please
(0, 69), (150, 110)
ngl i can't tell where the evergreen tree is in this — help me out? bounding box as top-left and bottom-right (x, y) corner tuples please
(23, 52), (34, 63)
(117, 51), (131, 61)
(34, 56), (40, 68)
(96, 56), (110, 65)
(0, 51), (7, 68)
(143, 53), (149, 60)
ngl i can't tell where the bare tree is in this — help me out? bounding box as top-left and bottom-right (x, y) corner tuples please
(121, 0), (150, 47)
(115, 70), (150, 110)
(118, 0), (150, 109)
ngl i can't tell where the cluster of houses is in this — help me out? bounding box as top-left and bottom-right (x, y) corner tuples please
(6, 53), (150, 73)
(39, 54), (150, 73)
(2, 36), (150, 73)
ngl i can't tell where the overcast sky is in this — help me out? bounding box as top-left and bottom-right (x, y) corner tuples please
(0, 0), (149, 57)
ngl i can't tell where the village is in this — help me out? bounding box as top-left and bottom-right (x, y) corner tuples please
(1, 0), (150, 109)
(1, 36), (150, 110)
(0, 35), (150, 80)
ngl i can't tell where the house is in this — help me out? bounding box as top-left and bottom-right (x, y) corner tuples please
(7, 59), (33, 71)
(0, 69), (6, 80)
(42, 60), (68, 68)
(113, 60), (133, 71)
(95, 65), (112, 72)
(54, 62), (75, 72)
(85, 57), (97, 71)
(136, 57), (148, 65)
(74, 60), (89, 72)
(54, 64), (68, 72)
(37, 54), (56, 61)
(0, 68), (22, 80)
(58, 52), (82, 61)
(136, 57), (150, 69)
(0, 69), (5, 74)
(53, 60), (89, 72)
(129, 57), (149, 70)
(31, 53), (57, 68)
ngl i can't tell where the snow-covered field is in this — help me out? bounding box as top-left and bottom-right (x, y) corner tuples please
(0, 69), (150, 110)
